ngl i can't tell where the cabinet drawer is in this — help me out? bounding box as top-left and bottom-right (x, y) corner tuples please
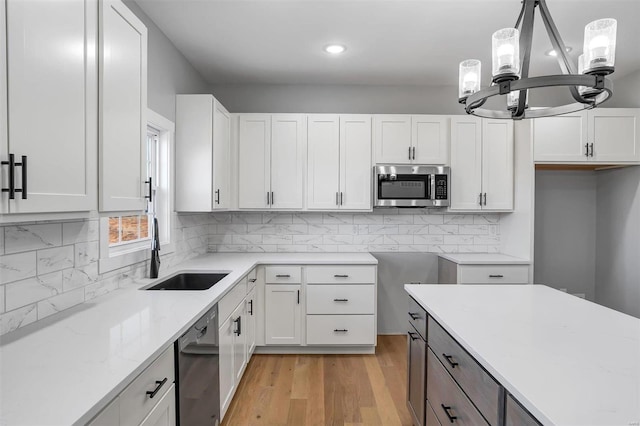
(306, 315), (375, 345)
(426, 400), (442, 426)
(458, 265), (529, 284)
(428, 320), (500, 425)
(265, 266), (301, 283)
(119, 346), (175, 426)
(427, 349), (488, 426)
(408, 296), (428, 340)
(306, 265), (375, 284)
(219, 277), (247, 322)
(306, 285), (375, 314)
(506, 394), (541, 426)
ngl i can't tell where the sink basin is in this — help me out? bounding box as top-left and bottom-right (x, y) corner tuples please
(145, 273), (229, 291)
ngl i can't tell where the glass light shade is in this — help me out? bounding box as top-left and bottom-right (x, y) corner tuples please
(577, 54), (600, 97)
(492, 28), (520, 78)
(583, 19), (617, 70)
(507, 90), (528, 110)
(459, 59), (481, 99)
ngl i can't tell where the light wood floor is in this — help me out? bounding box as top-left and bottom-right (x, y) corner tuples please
(222, 335), (412, 426)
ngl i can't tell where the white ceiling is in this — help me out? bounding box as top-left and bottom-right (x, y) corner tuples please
(136, 0), (640, 86)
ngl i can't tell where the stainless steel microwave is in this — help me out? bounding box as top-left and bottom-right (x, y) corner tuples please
(374, 165), (450, 208)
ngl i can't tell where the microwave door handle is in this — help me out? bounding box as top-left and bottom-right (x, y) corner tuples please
(430, 174), (436, 200)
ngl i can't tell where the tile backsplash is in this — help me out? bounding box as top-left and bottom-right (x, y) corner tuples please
(0, 214), (208, 336)
(209, 210), (501, 254)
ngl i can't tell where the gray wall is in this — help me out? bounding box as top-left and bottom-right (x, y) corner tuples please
(595, 166), (640, 318)
(125, 1), (209, 121)
(534, 170), (597, 299)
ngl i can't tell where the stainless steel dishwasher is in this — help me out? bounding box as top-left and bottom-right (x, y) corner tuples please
(176, 304), (220, 426)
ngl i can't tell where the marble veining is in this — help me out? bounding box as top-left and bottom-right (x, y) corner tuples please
(4, 224), (62, 254)
(36, 245), (74, 275)
(5, 271), (63, 311)
(0, 252), (37, 285)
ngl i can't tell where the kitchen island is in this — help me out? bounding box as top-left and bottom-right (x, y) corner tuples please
(405, 284), (640, 426)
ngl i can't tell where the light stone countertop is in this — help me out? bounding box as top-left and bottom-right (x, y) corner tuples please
(0, 252), (377, 426)
(405, 284), (640, 426)
(438, 253), (530, 264)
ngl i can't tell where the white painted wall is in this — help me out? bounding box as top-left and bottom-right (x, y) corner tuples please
(607, 70), (640, 108)
(595, 166), (640, 318)
(534, 170), (597, 299)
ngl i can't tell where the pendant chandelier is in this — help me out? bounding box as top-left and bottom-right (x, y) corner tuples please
(458, 0), (617, 120)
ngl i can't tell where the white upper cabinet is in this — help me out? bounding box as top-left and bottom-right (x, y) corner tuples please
(175, 95), (230, 211)
(374, 115), (449, 165)
(307, 114), (372, 211)
(238, 114), (305, 210)
(1, 0), (97, 214)
(99, 0), (147, 212)
(533, 109), (640, 163)
(450, 117), (514, 211)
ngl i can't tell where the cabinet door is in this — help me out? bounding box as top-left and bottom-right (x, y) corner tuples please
(4, 0), (97, 213)
(412, 115), (449, 164)
(590, 109), (640, 162)
(450, 116), (482, 210)
(246, 287), (257, 359)
(374, 115), (412, 164)
(533, 112), (588, 162)
(0, 0), (8, 214)
(307, 115), (340, 210)
(231, 302), (246, 385)
(270, 114), (305, 209)
(175, 95), (213, 211)
(265, 284), (301, 345)
(407, 329), (426, 426)
(99, 0), (147, 211)
(213, 100), (231, 209)
(219, 314), (235, 417)
(238, 114), (270, 209)
(138, 384), (176, 426)
(482, 119), (514, 210)
(340, 115), (372, 210)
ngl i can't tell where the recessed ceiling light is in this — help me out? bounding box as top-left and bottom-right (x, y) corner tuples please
(545, 46), (572, 57)
(324, 44), (346, 54)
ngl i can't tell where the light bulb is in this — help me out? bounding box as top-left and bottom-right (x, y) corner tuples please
(459, 59), (481, 99)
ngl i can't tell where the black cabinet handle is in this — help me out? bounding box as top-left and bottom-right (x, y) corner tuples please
(297, 289), (300, 304)
(267, 191), (270, 205)
(441, 404), (457, 423)
(14, 156), (27, 199)
(483, 192), (487, 206)
(443, 354), (459, 368)
(215, 189), (220, 205)
(233, 316), (241, 336)
(408, 146), (411, 160)
(146, 378), (168, 399)
(271, 191), (274, 205)
(412, 146), (416, 160)
(248, 299), (253, 315)
(489, 274), (504, 278)
(336, 191), (339, 206)
(1, 154), (15, 199)
(248, 278), (257, 283)
(408, 312), (419, 320)
(589, 143), (594, 157)
(333, 298), (348, 302)
(340, 192), (343, 205)
(333, 329), (348, 332)
(407, 331), (419, 341)
(585, 143), (589, 157)
(334, 274), (349, 278)
(145, 177), (152, 202)
(275, 274), (291, 278)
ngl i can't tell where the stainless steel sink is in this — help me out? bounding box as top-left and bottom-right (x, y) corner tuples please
(144, 273), (228, 291)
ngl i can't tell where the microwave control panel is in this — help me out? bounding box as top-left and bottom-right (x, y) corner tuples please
(434, 175), (448, 200)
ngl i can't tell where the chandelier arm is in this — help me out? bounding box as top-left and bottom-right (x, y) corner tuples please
(514, 0), (537, 118)
(513, 0), (527, 29)
(538, 0), (576, 75)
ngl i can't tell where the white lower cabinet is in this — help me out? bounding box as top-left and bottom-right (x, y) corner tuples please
(265, 284), (302, 345)
(306, 315), (375, 345)
(218, 312), (235, 419)
(246, 286), (257, 357)
(139, 385), (176, 426)
(231, 301), (247, 385)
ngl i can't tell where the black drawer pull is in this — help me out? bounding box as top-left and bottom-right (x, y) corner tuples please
(441, 404), (457, 423)
(248, 278), (257, 283)
(408, 311), (419, 320)
(233, 316), (242, 336)
(333, 329), (348, 332)
(407, 331), (419, 341)
(489, 274), (504, 278)
(1, 154), (15, 199)
(334, 274), (349, 278)
(145, 177), (152, 202)
(15, 156), (27, 199)
(275, 274), (291, 278)
(333, 298), (348, 302)
(146, 378), (168, 399)
(443, 354), (459, 369)
(248, 299), (253, 315)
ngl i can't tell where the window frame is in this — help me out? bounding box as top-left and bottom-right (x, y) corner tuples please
(98, 109), (175, 274)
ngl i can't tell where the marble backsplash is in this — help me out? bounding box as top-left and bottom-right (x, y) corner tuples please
(208, 209), (501, 254)
(0, 213), (209, 336)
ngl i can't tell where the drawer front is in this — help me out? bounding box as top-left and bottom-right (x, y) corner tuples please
(458, 265), (529, 284)
(427, 349), (488, 426)
(428, 320), (500, 425)
(408, 296), (428, 340)
(306, 265), (376, 284)
(506, 394), (541, 426)
(306, 284), (375, 314)
(426, 400), (442, 426)
(265, 266), (302, 283)
(306, 315), (375, 345)
(120, 346), (175, 426)
(219, 277), (247, 322)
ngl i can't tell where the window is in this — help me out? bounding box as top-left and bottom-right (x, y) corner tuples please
(99, 110), (174, 273)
